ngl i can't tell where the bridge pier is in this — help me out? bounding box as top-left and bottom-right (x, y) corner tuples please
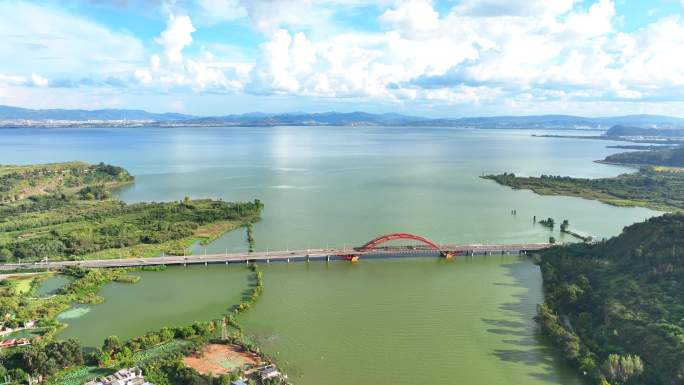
(307, 255), (310, 263)
(287, 258), (290, 263)
(327, 255), (330, 262)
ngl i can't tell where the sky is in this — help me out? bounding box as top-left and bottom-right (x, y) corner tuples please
(1, 0), (684, 117)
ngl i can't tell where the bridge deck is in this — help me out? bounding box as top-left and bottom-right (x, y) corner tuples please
(0, 243), (552, 271)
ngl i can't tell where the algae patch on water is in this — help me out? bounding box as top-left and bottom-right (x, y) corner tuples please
(56, 306), (91, 320)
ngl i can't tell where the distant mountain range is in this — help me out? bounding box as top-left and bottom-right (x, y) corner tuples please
(2, 105), (684, 129)
(0, 105), (193, 121)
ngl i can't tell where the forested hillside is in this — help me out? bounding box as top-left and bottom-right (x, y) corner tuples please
(603, 147), (684, 167)
(538, 214), (684, 385)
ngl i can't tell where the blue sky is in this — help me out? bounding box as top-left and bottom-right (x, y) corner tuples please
(1, 0), (683, 117)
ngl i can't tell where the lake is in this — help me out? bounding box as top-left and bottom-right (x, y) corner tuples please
(0, 126), (658, 252)
(1, 125), (660, 384)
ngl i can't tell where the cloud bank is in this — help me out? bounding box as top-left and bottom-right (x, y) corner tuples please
(1, 0), (683, 115)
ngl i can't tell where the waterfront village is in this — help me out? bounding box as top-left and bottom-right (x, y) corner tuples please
(1, 317), (289, 385)
(80, 363), (287, 385)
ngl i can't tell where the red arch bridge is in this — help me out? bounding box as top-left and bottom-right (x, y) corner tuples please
(0, 233), (554, 271)
(335, 232), (549, 261)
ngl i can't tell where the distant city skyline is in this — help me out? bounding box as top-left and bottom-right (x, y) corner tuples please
(1, 0), (684, 117)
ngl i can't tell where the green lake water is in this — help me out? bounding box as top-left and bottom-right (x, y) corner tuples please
(0, 125), (663, 384)
(56, 266), (249, 347)
(240, 257), (582, 385)
(35, 274), (70, 297)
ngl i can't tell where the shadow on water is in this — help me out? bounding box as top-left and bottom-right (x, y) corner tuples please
(483, 258), (584, 384)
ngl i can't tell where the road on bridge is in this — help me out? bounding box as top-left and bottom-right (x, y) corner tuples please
(0, 242), (553, 271)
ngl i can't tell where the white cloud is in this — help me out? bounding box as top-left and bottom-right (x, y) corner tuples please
(0, 73), (49, 88)
(455, 0), (578, 18)
(3, 0), (684, 114)
(379, 0), (440, 39)
(0, 2), (145, 77)
(244, 0), (684, 106)
(155, 14), (196, 64)
(30, 73), (49, 87)
(196, 0), (247, 25)
(132, 12), (252, 92)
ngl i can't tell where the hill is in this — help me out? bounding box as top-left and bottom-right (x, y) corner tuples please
(176, 111), (428, 127)
(603, 147), (684, 167)
(605, 125), (684, 138)
(172, 113), (684, 129)
(0, 105), (193, 121)
(2, 105), (684, 128)
(538, 213), (684, 385)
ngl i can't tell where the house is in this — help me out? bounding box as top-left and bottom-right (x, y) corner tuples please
(231, 380), (248, 385)
(84, 367), (147, 385)
(258, 364), (281, 381)
(0, 338), (31, 349)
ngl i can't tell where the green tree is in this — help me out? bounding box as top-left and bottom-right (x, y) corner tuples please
(601, 354), (644, 384)
(103, 335), (122, 354)
(0, 248), (12, 262)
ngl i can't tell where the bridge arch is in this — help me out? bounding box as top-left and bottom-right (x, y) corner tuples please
(358, 232), (442, 252)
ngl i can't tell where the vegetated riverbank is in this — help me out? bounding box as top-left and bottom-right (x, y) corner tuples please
(535, 213), (684, 385)
(0, 161), (273, 383)
(483, 145), (684, 212)
(483, 168), (684, 212)
(0, 262), (285, 385)
(600, 146), (684, 168)
(483, 144), (684, 384)
(532, 125), (684, 146)
(0, 162), (264, 263)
